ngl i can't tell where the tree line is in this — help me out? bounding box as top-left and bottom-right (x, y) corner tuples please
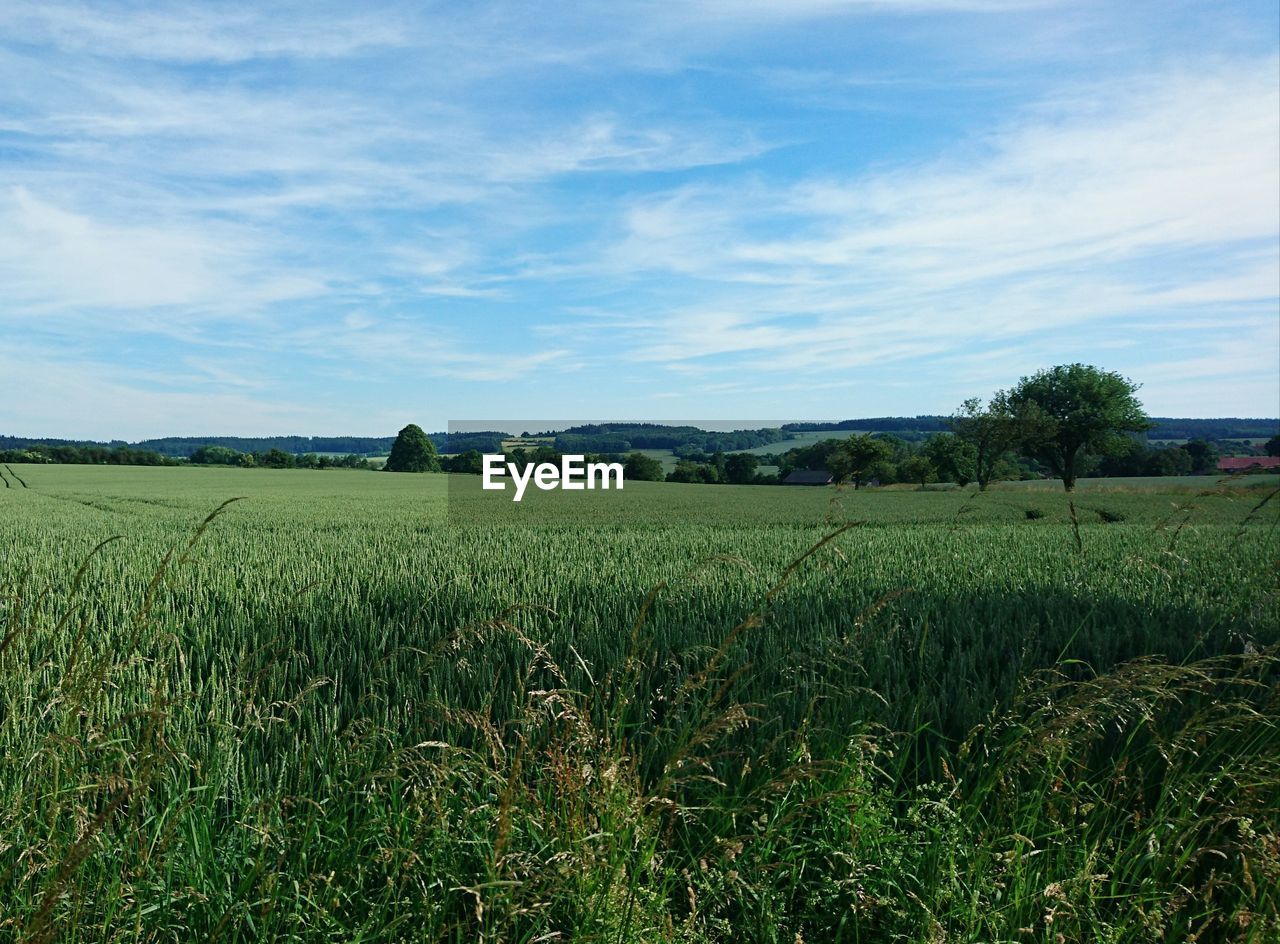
(673, 365), (1278, 491)
(665, 364), (1155, 492)
(0, 444), (180, 466)
(778, 415), (1278, 442)
(186, 446), (376, 469)
(381, 365), (1279, 491)
(8, 368), (1276, 478)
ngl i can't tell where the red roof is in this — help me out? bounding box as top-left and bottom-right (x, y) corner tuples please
(1218, 456), (1280, 471)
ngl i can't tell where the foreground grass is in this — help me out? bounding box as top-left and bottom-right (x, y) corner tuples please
(0, 468), (1277, 941)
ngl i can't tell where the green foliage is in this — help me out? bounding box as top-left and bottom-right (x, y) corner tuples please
(898, 454), (937, 487)
(1146, 445), (1195, 476)
(776, 438), (843, 477)
(1182, 437), (1220, 474)
(188, 445), (371, 471)
(258, 447), (296, 469)
(668, 458), (720, 483)
(923, 431), (976, 486)
(0, 467), (1276, 942)
(623, 451), (666, 482)
(828, 434), (892, 488)
(547, 423), (789, 455)
(950, 395), (1025, 491)
(385, 423), (440, 473)
(188, 445), (242, 465)
(443, 448), (486, 474)
(1007, 363), (1151, 491)
(723, 452), (759, 484)
(0, 443), (177, 466)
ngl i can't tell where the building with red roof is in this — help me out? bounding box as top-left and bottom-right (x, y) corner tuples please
(1217, 456), (1280, 473)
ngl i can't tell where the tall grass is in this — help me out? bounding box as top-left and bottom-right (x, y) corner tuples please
(0, 468), (1276, 941)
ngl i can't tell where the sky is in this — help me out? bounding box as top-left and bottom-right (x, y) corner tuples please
(2, 0), (1277, 440)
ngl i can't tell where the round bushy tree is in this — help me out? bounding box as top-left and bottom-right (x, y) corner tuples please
(829, 434), (892, 489)
(1007, 364), (1150, 491)
(385, 423), (440, 472)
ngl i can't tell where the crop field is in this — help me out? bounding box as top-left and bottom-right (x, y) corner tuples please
(1, 466), (1277, 942)
(1001, 473), (1280, 491)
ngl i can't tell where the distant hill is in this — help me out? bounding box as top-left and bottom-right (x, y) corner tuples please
(1142, 418), (1279, 441)
(785, 417), (1278, 442)
(2, 417), (1275, 459)
(543, 423), (789, 454)
(0, 432), (507, 457)
(131, 436), (397, 457)
(785, 417), (951, 433)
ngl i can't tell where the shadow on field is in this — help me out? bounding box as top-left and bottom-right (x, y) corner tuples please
(188, 574), (1273, 787)
(6, 512), (1276, 944)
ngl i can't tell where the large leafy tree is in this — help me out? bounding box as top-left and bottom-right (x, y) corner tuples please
(385, 423), (440, 472)
(1006, 364), (1150, 492)
(829, 434), (892, 489)
(950, 394), (1023, 491)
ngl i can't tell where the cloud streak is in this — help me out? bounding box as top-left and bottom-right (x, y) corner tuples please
(0, 1), (1275, 435)
(566, 58), (1278, 411)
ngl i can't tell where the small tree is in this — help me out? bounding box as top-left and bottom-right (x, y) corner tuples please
(260, 448), (295, 469)
(667, 459), (719, 484)
(1181, 439), (1219, 475)
(724, 452), (760, 484)
(1145, 447), (1193, 477)
(445, 449), (485, 474)
(1266, 434), (1280, 457)
(1006, 364), (1150, 492)
(623, 452), (666, 482)
(950, 395), (1023, 491)
(923, 432), (976, 486)
(829, 434), (892, 489)
(898, 455), (936, 489)
(385, 423), (440, 472)
(190, 445), (242, 466)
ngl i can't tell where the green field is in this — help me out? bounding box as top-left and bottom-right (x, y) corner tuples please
(1, 466), (1277, 942)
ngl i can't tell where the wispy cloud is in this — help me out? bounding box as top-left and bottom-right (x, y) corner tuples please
(0, 187), (324, 315)
(566, 58), (1278, 410)
(0, 2), (412, 63)
(0, 1), (1275, 435)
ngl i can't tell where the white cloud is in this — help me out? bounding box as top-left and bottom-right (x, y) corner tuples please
(283, 317), (575, 383)
(0, 2), (411, 63)
(673, 0), (1052, 23)
(0, 346), (332, 440)
(577, 58), (1279, 399)
(0, 1), (1274, 431)
(0, 188), (323, 315)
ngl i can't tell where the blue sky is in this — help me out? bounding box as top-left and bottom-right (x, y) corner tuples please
(2, 0), (1277, 439)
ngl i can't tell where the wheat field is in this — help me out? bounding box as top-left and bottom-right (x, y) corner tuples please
(1, 465), (1276, 942)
